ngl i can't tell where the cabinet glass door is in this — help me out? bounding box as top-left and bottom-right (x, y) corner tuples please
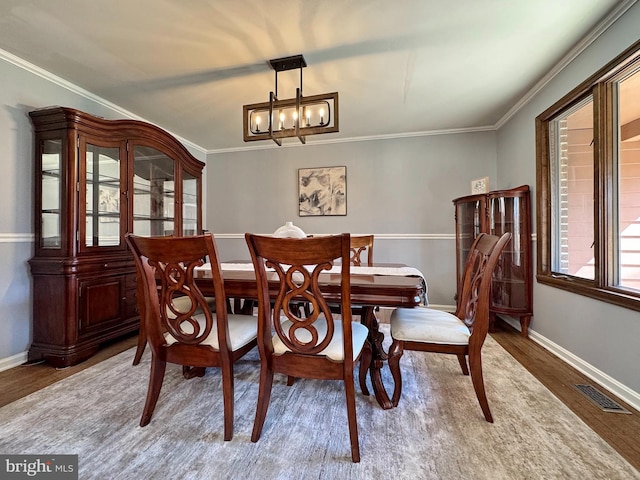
(455, 199), (483, 284)
(182, 171), (198, 236)
(40, 139), (62, 249)
(132, 146), (175, 236)
(84, 143), (123, 247)
(489, 195), (527, 310)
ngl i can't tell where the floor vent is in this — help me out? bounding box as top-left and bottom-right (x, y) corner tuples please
(574, 384), (631, 414)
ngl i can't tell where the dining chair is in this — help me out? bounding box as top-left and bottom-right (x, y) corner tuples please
(387, 232), (511, 422)
(126, 233), (258, 440)
(332, 235), (375, 325)
(349, 234), (374, 266)
(245, 233), (368, 463)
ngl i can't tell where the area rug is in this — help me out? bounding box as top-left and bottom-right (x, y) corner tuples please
(0, 328), (637, 480)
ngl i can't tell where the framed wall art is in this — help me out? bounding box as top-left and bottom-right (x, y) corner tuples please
(471, 176), (490, 195)
(298, 166), (347, 216)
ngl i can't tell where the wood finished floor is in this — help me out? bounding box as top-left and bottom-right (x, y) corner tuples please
(1, 318), (638, 472)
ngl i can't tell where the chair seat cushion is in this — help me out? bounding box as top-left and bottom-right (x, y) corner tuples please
(169, 295), (216, 316)
(390, 307), (470, 345)
(273, 318), (368, 362)
(164, 313), (257, 351)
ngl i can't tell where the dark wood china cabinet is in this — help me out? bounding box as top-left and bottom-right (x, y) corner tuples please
(453, 185), (533, 336)
(28, 107), (204, 366)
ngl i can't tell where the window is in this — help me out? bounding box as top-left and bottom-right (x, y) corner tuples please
(536, 39), (640, 310)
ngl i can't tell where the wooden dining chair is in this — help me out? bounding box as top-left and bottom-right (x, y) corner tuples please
(245, 233), (368, 463)
(339, 235), (374, 323)
(126, 233), (258, 440)
(388, 232), (511, 422)
(350, 235), (374, 266)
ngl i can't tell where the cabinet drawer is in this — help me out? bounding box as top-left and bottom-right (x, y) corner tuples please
(74, 259), (133, 275)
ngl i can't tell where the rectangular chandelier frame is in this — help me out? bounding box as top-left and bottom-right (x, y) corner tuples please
(243, 91), (339, 145)
(242, 54), (339, 145)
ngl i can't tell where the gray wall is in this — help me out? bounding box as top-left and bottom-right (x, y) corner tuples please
(206, 133), (497, 306)
(496, 3), (640, 397)
(0, 55), (205, 365)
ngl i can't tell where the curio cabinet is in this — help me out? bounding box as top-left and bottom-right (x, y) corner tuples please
(453, 185), (533, 336)
(29, 107), (204, 366)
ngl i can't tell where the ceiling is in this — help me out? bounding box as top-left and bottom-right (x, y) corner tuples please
(0, 0), (627, 152)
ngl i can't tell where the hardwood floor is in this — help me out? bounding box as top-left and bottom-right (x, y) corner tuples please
(0, 334), (138, 408)
(1, 319), (638, 471)
(490, 319), (640, 472)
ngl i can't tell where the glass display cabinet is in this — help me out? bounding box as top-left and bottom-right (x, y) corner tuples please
(29, 107), (204, 366)
(453, 185), (533, 336)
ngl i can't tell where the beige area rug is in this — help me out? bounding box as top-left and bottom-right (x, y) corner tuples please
(0, 327), (638, 480)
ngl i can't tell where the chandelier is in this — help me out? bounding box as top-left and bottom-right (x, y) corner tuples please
(242, 54), (339, 145)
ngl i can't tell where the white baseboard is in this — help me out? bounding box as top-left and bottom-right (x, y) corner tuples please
(0, 351), (28, 372)
(500, 316), (640, 412)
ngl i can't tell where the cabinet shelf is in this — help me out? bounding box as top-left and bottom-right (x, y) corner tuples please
(85, 211), (120, 217)
(131, 187), (175, 198)
(454, 185), (533, 337)
(132, 214), (176, 222)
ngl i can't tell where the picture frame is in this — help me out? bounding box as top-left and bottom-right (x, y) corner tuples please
(298, 166), (347, 216)
(471, 177), (490, 195)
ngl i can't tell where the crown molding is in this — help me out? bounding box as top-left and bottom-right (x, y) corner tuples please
(495, 0), (638, 129)
(0, 48), (207, 156)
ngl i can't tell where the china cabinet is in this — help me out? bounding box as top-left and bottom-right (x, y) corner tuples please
(453, 185), (533, 336)
(28, 107), (204, 366)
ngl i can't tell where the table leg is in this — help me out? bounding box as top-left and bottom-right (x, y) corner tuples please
(360, 305), (393, 409)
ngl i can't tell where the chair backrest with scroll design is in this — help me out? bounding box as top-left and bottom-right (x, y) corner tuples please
(455, 232), (511, 346)
(349, 234), (374, 266)
(245, 232), (367, 463)
(126, 233), (257, 441)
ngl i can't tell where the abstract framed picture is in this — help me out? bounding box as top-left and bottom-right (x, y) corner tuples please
(298, 166), (347, 216)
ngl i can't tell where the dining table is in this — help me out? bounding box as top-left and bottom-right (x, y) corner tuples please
(194, 261), (427, 410)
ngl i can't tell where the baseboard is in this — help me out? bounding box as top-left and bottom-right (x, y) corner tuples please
(0, 351), (28, 373)
(500, 316), (640, 412)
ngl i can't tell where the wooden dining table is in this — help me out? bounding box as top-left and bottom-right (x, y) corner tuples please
(194, 262), (426, 409)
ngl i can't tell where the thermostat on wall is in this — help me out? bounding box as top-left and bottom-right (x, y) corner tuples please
(471, 177), (490, 194)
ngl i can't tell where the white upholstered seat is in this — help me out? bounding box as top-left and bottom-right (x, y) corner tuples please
(274, 318), (369, 361)
(390, 307), (470, 345)
(165, 313), (258, 351)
